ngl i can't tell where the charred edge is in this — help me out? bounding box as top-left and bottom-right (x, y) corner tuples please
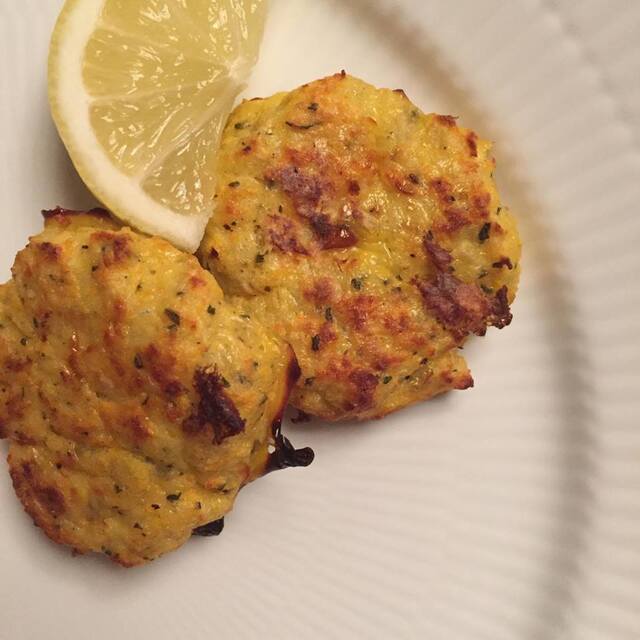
(41, 206), (111, 219)
(192, 518), (225, 537)
(466, 132), (478, 157)
(185, 368), (246, 444)
(436, 114), (457, 127)
(266, 421), (315, 473)
(414, 273), (512, 338)
(491, 286), (513, 329)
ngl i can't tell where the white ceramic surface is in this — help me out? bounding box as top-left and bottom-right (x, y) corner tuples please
(1, 1), (639, 639)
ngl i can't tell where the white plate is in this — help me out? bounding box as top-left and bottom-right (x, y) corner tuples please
(1, 1), (640, 638)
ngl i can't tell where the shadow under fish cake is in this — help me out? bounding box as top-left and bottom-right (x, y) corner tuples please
(199, 73), (521, 421)
(0, 209), (312, 566)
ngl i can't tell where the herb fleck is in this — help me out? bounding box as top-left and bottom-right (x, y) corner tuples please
(351, 278), (363, 290)
(478, 223), (491, 243)
(20, 337), (28, 346)
(166, 493), (181, 502)
(234, 121), (247, 130)
(408, 173), (420, 184)
(151, 503), (160, 510)
(207, 305), (216, 315)
(383, 376), (392, 384)
(304, 377), (315, 386)
(114, 484), (123, 493)
(255, 253), (265, 264)
(311, 334), (321, 351)
(164, 308), (180, 325)
(325, 307), (333, 321)
(420, 357), (429, 365)
(308, 102), (319, 111)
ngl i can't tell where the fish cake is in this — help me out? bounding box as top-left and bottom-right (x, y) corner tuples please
(200, 73), (521, 421)
(0, 209), (311, 566)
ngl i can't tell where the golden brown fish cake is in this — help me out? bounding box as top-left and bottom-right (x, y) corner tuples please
(200, 73), (521, 421)
(0, 209), (311, 566)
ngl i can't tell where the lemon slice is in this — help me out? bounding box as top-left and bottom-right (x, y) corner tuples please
(48, 0), (267, 251)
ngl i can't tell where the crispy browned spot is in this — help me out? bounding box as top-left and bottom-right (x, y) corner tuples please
(183, 368), (245, 444)
(346, 370), (379, 411)
(309, 215), (358, 249)
(318, 321), (337, 346)
(33, 311), (51, 342)
(4, 357), (31, 372)
(266, 165), (324, 207)
(37, 242), (61, 261)
(466, 132), (478, 157)
(423, 232), (452, 272)
(267, 214), (309, 255)
(265, 166), (357, 249)
(471, 192), (491, 220)
(441, 207), (468, 234)
(436, 114), (457, 127)
(34, 485), (66, 518)
(392, 174), (420, 195)
(143, 344), (184, 397)
(393, 88), (408, 99)
(92, 232), (131, 266)
(454, 374), (475, 390)
(429, 178), (455, 204)
(126, 416), (152, 441)
(414, 273), (512, 339)
(303, 278), (335, 306)
(342, 295), (377, 331)
(41, 206), (111, 224)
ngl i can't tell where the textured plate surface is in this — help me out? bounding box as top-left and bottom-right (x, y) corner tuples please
(1, 1), (639, 639)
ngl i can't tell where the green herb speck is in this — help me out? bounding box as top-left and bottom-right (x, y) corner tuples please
(164, 308), (180, 325)
(478, 223), (491, 243)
